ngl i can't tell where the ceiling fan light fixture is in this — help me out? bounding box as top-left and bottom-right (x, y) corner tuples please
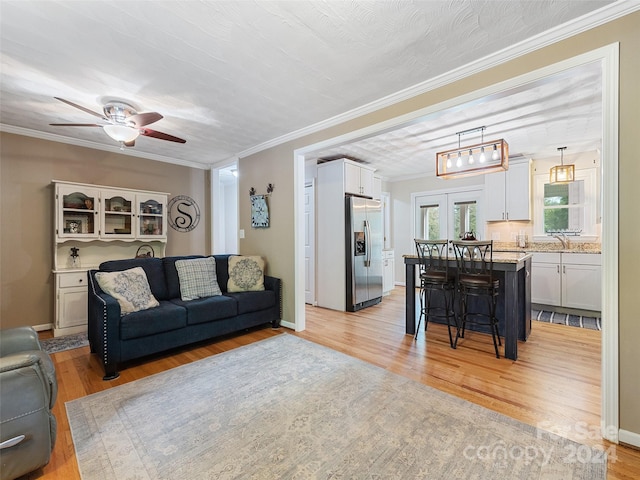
(103, 124), (140, 143)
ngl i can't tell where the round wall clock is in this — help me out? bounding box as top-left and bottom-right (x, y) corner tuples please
(168, 195), (201, 232)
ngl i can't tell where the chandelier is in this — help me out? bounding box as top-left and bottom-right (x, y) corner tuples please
(436, 126), (508, 178)
(549, 146), (575, 184)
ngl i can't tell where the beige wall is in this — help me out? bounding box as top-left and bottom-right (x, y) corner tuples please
(240, 13), (640, 436)
(0, 132), (209, 329)
(1, 11), (637, 437)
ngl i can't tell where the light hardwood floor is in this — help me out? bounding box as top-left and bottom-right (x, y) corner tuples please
(33, 287), (639, 479)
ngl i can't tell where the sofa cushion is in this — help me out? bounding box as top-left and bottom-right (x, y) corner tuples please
(163, 255), (205, 299)
(225, 290), (276, 314)
(119, 301), (187, 340)
(175, 257), (222, 301)
(95, 267), (159, 315)
(99, 257), (168, 300)
(227, 256), (265, 292)
(171, 295), (238, 325)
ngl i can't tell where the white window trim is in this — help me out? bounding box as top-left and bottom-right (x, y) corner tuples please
(532, 168), (598, 242)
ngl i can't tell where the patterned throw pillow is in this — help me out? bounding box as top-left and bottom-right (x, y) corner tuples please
(95, 267), (159, 315)
(227, 256), (265, 292)
(175, 257), (222, 301)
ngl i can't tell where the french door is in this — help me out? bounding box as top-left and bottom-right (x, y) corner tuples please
(413, 189), (484, 248)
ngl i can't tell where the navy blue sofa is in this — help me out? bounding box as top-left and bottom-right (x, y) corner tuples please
(87, 254), (281, 380)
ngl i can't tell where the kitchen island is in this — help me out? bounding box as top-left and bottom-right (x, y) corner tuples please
(404, 252), (532, 360)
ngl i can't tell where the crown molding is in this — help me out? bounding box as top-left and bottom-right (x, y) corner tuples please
(0, 124), (209, 170)
(238, 0), (639, 160)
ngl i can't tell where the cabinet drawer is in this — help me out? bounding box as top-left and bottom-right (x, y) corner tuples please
(531, 252), (561, 264)
(59, 272), (87, 288)
(562, 253), (601, 266)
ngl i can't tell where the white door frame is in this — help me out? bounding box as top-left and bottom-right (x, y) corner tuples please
(294, 44), (619, 442)
(304, 181), (316, 305)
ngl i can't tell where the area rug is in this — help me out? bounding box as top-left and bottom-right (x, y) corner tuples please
(532, 309), (601, 331)
(66, 334), (606, 479)
(40, 333), (89, 354)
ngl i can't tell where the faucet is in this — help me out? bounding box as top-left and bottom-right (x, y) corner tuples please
(552, 232), (570, 249)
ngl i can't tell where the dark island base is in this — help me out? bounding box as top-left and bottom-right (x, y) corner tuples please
(405, 257), (532, 360)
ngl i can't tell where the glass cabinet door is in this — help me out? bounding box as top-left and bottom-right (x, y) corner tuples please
(137, 194), (167, 238)
(57, 185), (100, 238)
(101, 190), (135, 238)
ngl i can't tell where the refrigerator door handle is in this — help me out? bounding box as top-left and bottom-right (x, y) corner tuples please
(364, 220), (371, 267)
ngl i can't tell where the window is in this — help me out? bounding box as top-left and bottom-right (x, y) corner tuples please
(543, 181), (584, 233)
(453, 201), (477, 240)
(534, 167), (597, 238)
(419, 204), (440, 240)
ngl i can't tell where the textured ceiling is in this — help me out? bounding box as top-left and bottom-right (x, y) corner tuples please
(310, 61), (603, 179)
(0, 0), (622, 178)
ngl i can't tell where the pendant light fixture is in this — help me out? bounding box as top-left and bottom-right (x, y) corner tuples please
(549, 146), (575, 184)
(436, 126), (508, 178)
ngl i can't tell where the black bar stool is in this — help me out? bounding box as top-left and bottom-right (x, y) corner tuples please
(414, 239), (457, 348)
(451, 240), (501, 358)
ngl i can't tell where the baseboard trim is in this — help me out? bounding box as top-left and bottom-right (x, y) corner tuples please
(279, 320), (295, 330)
(619, 429), (640, 448)
(32, 323), (53, 332)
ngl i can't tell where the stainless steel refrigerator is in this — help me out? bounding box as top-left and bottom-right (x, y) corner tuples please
(346, 196), (383, 312)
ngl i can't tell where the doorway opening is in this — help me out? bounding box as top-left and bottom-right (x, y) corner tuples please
(294, 44), (618, 442)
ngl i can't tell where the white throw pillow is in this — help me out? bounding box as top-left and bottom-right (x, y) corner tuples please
(227, 256), (265, 292)
(95, 267), (159, 314)
(175, 257), (222, 301)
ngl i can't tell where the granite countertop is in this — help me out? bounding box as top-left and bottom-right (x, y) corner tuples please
(403, 252), (532, 264)
(493, 241), (601, 254)
(492, 252), (533, 263)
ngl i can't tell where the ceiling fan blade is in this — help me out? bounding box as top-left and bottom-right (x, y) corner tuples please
(140, 128), (186, 144)
(127, 112), (163, 128)
(50, 123), (103, 127)
(54, 97), (108, 121)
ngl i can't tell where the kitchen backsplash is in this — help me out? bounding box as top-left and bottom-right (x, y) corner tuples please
(485, 221), (601, 253)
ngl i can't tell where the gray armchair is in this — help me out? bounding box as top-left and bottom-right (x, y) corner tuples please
(0, 327), (57, 480)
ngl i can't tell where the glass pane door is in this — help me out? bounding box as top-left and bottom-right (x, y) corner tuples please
(448, 191), (483, 241)
(413, 189), (484, 247)
(414, 194), (447, 241)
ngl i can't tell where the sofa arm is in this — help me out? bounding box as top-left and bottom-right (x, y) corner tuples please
(0, 350), (57, 410)
(264, 275), (282, 321)
(87, 271), (123, 379)
(0, 327), (41, 357)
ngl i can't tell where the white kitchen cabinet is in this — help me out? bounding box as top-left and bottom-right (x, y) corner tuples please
(485, 159), (531, 221)
(344, 160), (375, 197)
(531, 252), (601, 311)
(383, 250), (395, 294)
(372, 176), (382, 200)
(54, 270), (88, 337)
(562, 254), (602, 311)
(531, 253), (562, 306)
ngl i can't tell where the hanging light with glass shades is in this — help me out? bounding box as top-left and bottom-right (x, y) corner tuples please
(436, 126), (509, 178)
(549, 146), (575, 184)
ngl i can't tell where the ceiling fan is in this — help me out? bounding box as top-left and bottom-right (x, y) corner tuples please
(50, 97), (186, 147)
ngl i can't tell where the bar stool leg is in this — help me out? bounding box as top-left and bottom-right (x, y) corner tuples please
(444, 287), (455, 348)
(414, 284), (425, 340)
